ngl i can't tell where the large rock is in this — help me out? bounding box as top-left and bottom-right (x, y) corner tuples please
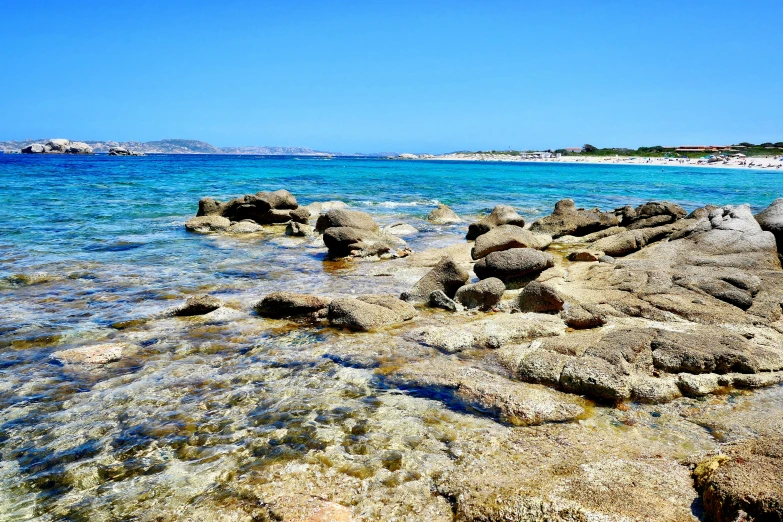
(192, 190), (302, 226)
(401, 256), (470, 303)
(693, 437), (783, 522)
(184, 215), (231, 233)
(755, 198), (783, 253)
(66, 141), (93, 154)
(471, 225), (551, 259)
(454, 278), (505, 310)
(305, 201), (349, 216)
(384, 223), (419, 237)
(473, 248), (554, 282)
(21, 143), (45, 154)
(21, 140), (93, 154)
(172, 295), (222, 316)
(255, 292), (330, 318)
(518, 281), (564, 313)
(315, 209), (379, 233)
(466, 205), (526, 240)
(52, 343), (126, 364)
(530, 199), (619, 238)
(328, 295), (416, 331)
(322, 227), (405, 258)
(427, 204), (462, 224)
(591, 222), (683, 256)
(621, 201), (687, 229)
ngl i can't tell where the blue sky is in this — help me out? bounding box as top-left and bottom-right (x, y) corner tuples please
(1, 0), (781, 153)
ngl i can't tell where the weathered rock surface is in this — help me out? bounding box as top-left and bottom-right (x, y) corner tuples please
(227, 220), (264, 234)
(184, 215), (231, 233)
(304, 200), (349, 216)
(473, 248), (554, 282)
(193, 189), (302, 226)
(410, 313), (566, 353)
(530, 199), (619, 237)
(172, 295), (222, 316)
(567, 250), (603, 262)
(471, 225), (551, 259)
(693, 437), (783, 522)
(518, 281), (565, 313)
(51, 343), (126, 364)
(328, 295), (416, 331)
(454, 278), (505, 310)
(401, 256), (470, 304)
(384, 359), (587, 425)
(428, 290), (462, 312)
(255, 292), (331, 318)
(315, 209), (379, 234)
(108, 147), (144, 156)
(466, 205), (526, 240)
(285, 221), (314, 236)
(619, 201), (687, 229)
(384, 223), (419, 237)
(22, 139), (93, 154)
(427, 204), (462, 224)
(755, 197), (783, 253)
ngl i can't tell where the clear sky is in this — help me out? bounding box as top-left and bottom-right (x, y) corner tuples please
(1, 0), (781, 153)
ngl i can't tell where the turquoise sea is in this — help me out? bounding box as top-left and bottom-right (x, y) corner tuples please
(0, 154), (780, 519)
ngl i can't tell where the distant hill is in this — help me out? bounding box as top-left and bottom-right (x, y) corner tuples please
(0, 138), (344, 155)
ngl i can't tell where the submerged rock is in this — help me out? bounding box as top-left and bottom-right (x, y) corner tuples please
(52, 343), (125, 364)
(255, 292), (330, 318)
(285, 221), (314, 236)
(172, 295), (222, 316)
(466, 205), (526, 240)
(401, 256), (470, 304)
(323, 227), (405, 258)
(384, 223), (419, 237)
(427, 204), (462, 224)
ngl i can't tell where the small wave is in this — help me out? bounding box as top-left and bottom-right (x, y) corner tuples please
(358, 199), (439, 208)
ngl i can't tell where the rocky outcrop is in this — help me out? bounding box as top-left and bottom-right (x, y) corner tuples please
(51, 343), (126, 364)
(619, 201), (687, 229)
(466, 205), (526, 240)
(693, 437), (783, 522)
(471, 225), (551, 259)
(530, 199), (618, 237)
(427, 204), (462, 224)
(401, 256), (470, 304)
(172, 295), (222, 316)
(108, 147), (145, 156)
(473, 248), (554, 282)
(328, 295), (416, 331)
(454, 278), (505, 310)
(315, 209), (379, 234)
(755, 198), (783, 253)
(193, 189), (303, 226)
(21, 139), (93, 154)
(322, 227), (406, 258)
(255, 292), (330, 318)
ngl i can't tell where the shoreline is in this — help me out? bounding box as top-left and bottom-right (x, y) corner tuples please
(415, 152), (783, 170)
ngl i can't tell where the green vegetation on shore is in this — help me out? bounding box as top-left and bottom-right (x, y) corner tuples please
(470, 142), (783, 159)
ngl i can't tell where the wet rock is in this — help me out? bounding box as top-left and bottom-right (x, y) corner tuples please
(184, 215), (231, 233)
(428, 290), (462, 312)
(227, 220), (264, 233)
(530, 199), (619, 238)
(466, 205), (526, 240)
(328, 295), (416, 331)
(209, 189), (299, 224)
(518, 281), (565, 313)
(52, 343), (125, 364)
(411, 312), (566, 353)
(454, 278), (505, 310)
(471, 225), (551, 259)
(173, 295), (222, 316)
(289, 207), (311, 224)
(427, 204), (462, 224)
(567, 250), (603, 262)
(629, 375), (682, 403)
(323, 227), (405, 258)
(305, 200), (349, 216)
(197, 197), (225, 216)
(385, 360), (587, 425)
(693, 437), (783, 522)
(401, 256), (470, 304)
(677, 373), (722, 396)
(384, 223), (419, 237)
(473, 248), (554, 283)
(315, 209), (379, 233)
(285, 221), (314, 236)
(502, 348), (571, 387)
(255, 292), (331, 318)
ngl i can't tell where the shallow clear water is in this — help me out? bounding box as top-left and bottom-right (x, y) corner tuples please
(1, 154), (781, 520)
